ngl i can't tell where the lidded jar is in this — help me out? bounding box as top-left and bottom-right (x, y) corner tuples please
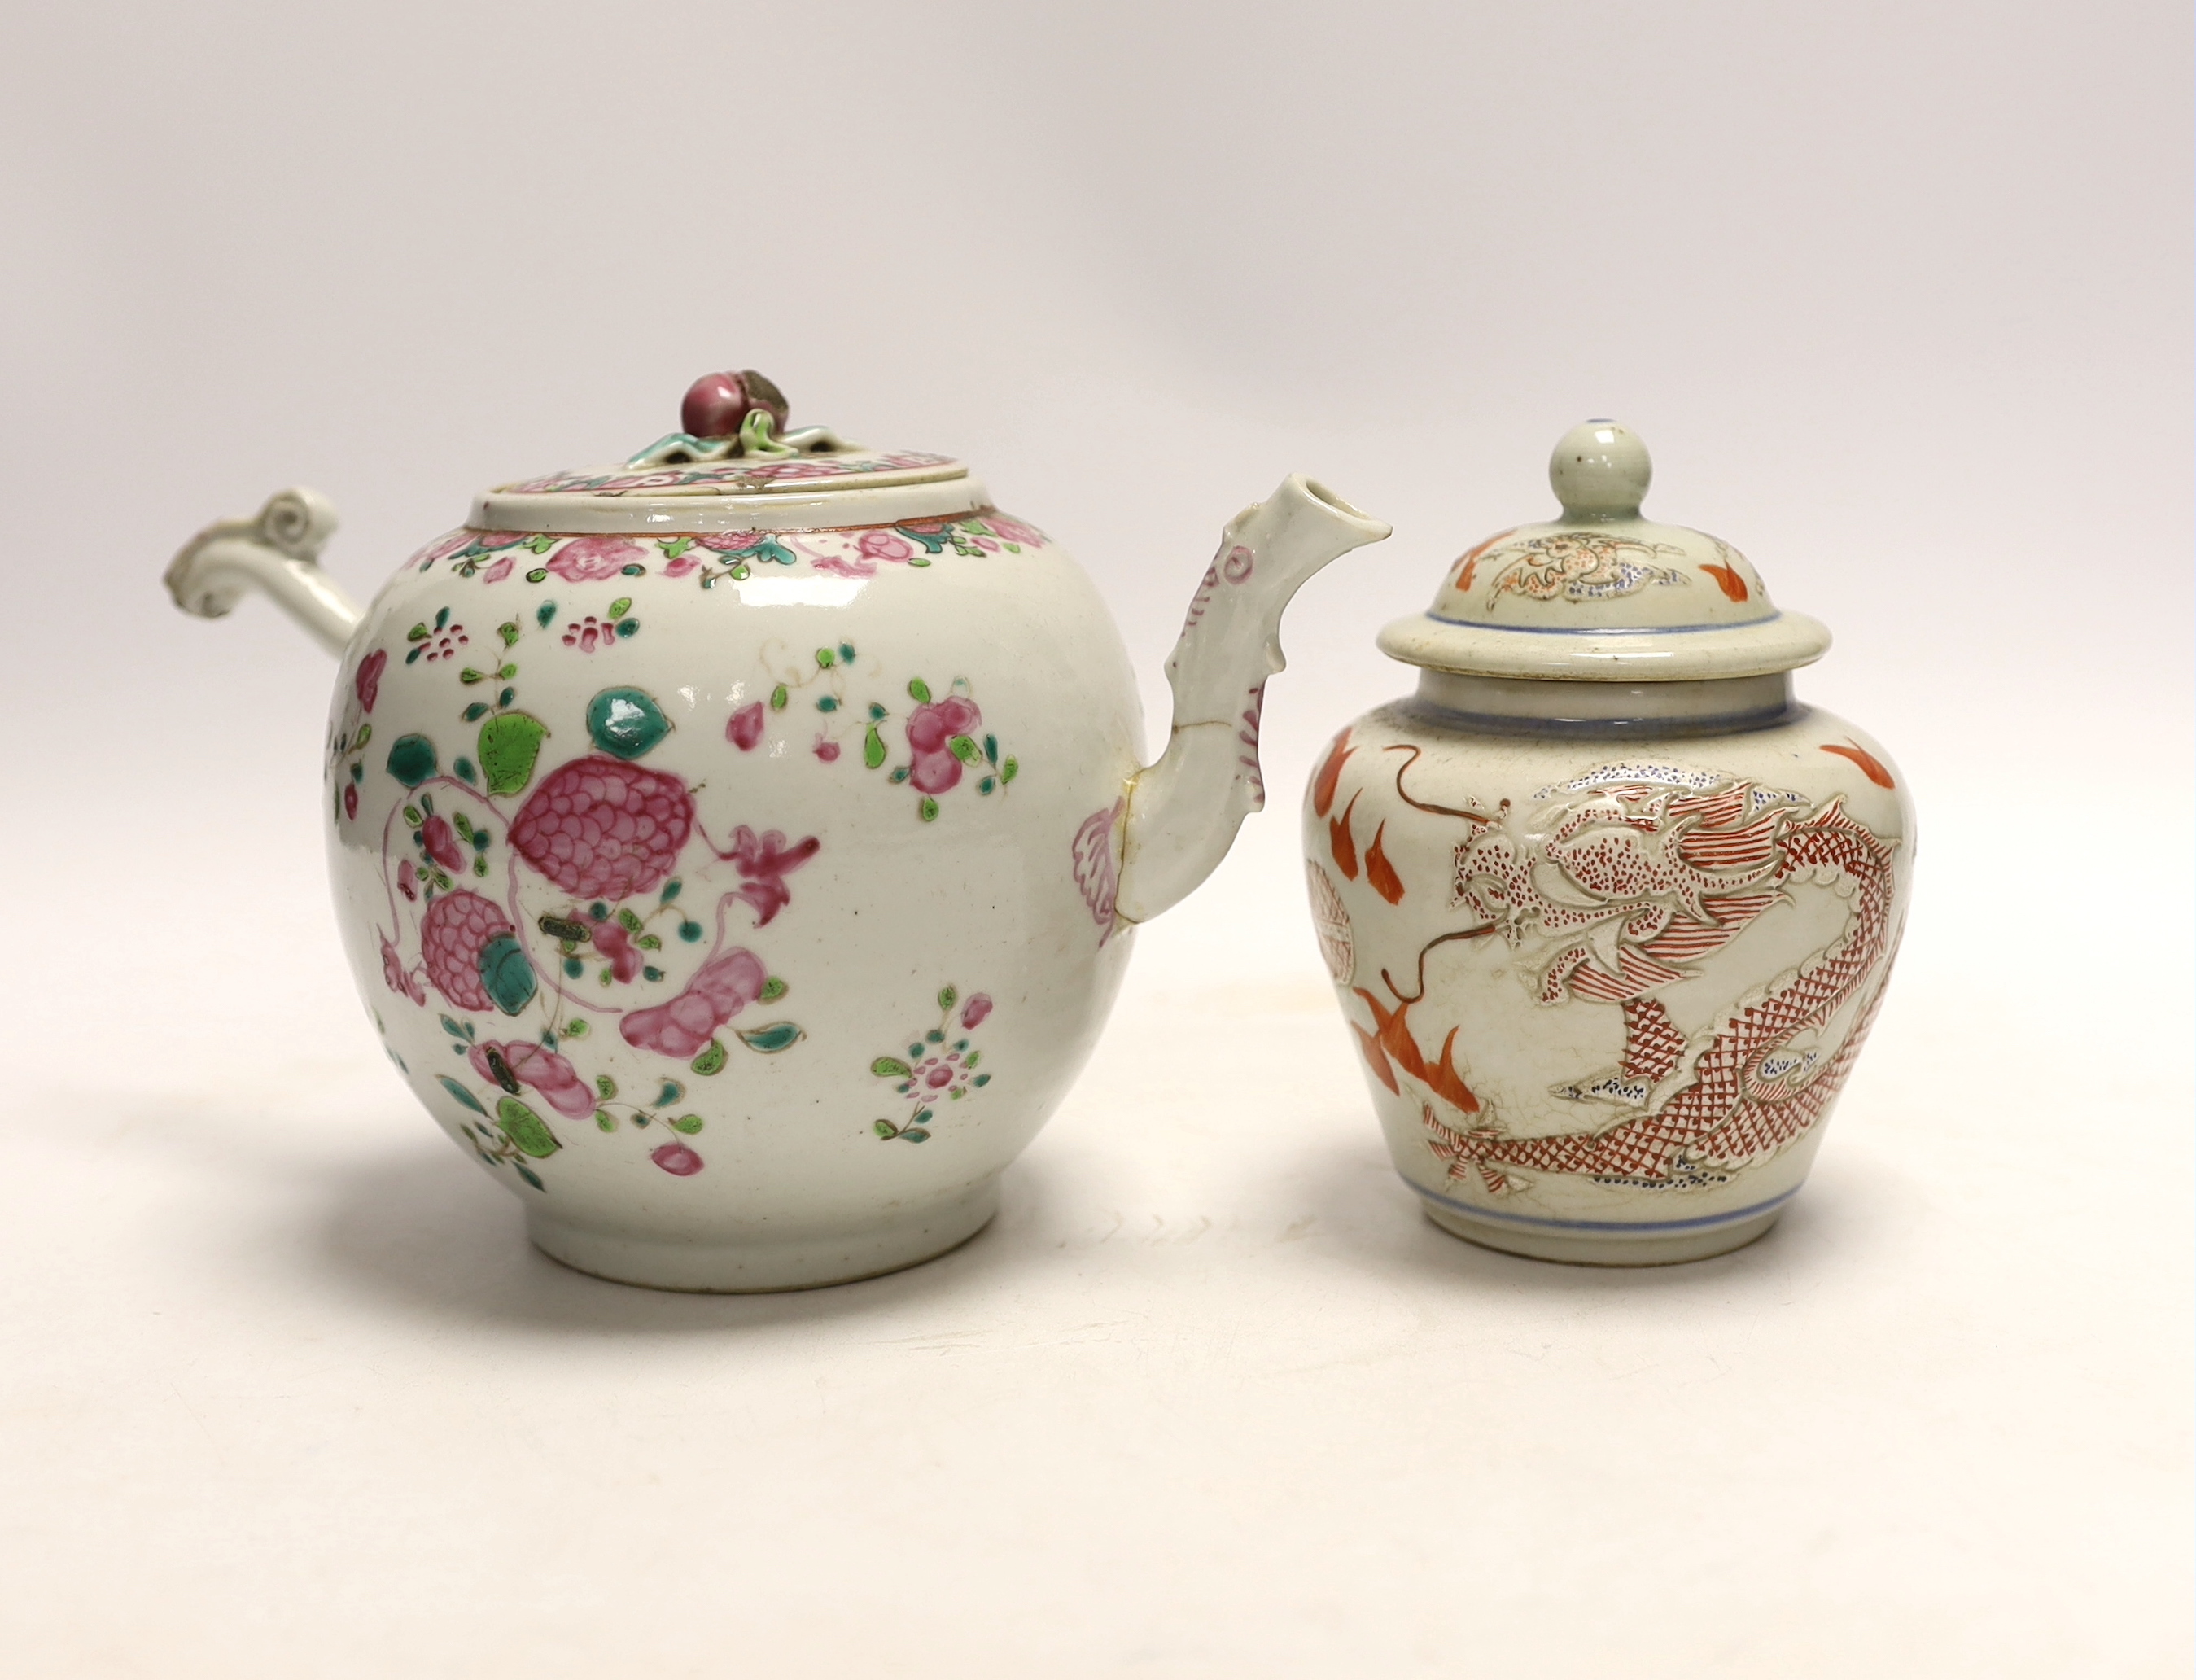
(1302, 422), (1913, 1264)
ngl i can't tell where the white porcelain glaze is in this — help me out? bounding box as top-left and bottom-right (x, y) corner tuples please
(1306, 422), (1913, 1266)
(167, 373), (1389, 1290)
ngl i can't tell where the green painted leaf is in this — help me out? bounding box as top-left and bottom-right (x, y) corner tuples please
(458, 667), (484, 685)
(814, 646), (835, 668)
(515, 1164), (545, 1190)
(352, 724), (373, 750)
(498, 621), (520, 647)
(737, 1022), (805, 1054)
(386, 734), (437, 788)
(907, 677), (932, 703)
(405, 805), (423, 827)
(596, 1109), (617, 1132)
(759, 976), (787, 1002)
(607, 597), (632, 622)
(462, 702), (489, 722)
(436, 1075), (488, 1114)
(868, 702), (887, 721)
(594, 1074), (616, 1099)
(918, 796), (939, 822)
(440, 1014), (469, 1040)
(770, 685), (789, 711)
(660, 536), (695, 558)
(678, 920), (703, 943)
(689, 1039), (728, 1076)
(816, 695), (838, 713)
(1000, 757), (1019, 783)
(616, 907), (644, 934)
(903, 1128), (930, 1142)
(838, 642), (855, 663)
(478, 934), (536, 1016)
(496, 1096), (560, 1158)
(874, 1119), (897, 1139)
(983, 733), (999, 765)
(453, 812), (475, 841)
(406, 623), (430, 642)
(949, 735), (981, 764)
(872, 1057), (912, 1078)
(936, 987), (956, 1011)
(479, 711), (549, 795)
(660, 878), (682, 903)
(656, 1079), (684, 1106)
(587, 688), (671, 759)
(671, 1114), (704, 1135)
(864, 725), (886, 768)
(536, 600), (558, 628)
(562, 1019), (588, 1039)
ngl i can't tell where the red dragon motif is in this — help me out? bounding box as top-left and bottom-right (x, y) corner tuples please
(1413, 768), (1901, 1193)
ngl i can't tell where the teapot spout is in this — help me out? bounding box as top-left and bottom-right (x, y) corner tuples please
(1114, 475), (1390, 925)
(164, 487), (361, 657)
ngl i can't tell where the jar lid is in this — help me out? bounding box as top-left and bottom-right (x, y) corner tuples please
(1377, 420), (1831, 681)
(470, 369), (988, 535)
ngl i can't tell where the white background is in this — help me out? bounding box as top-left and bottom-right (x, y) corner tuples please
(2, 2), (2188, 1673)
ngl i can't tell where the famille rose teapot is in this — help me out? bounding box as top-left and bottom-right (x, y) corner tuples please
(168, 370), (1389, 1290)
(1304, 422), (1913, 1264)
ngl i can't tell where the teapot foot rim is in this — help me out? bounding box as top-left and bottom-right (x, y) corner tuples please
(523, 1183), (1000, 1293)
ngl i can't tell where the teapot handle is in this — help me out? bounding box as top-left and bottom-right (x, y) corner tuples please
(165, 487), (361, 657)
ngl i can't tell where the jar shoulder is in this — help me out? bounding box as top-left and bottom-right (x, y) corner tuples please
(1307, 693), (1913, 840)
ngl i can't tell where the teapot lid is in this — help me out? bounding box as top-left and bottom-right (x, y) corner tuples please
(1377, 420), (1831, 682)
(470, 369), (988, 535)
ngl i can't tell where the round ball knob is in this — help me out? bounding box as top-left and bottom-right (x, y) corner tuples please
(680, 369), (790, 440)
(1549, 419), (1651, 519)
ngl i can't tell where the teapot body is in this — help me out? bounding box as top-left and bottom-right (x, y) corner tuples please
(329, 512), (1143, 1289)
(1302, 683), (1912, 1264)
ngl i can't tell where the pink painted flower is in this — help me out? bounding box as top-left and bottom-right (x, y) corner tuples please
(960, 993), (993, 1030)
(479, 556), (514, 583)
(813, 737), (841, 763)
(469, 1039), (593, 1118)
(726, 702), (766, 751)
(380, 934), (424, 1004)
(698, 532), (768, 554)
(811, 553), (875, 579)
(343, 783), (359, 820)
(421, 814), (465, 871)
(545, 536), (648, 582)
(473, 531), (529, 551)
(983, 514), (1044, 548)
(397, 860), (418, 902)
(855, 530), (916, 564)
(418, 890), (512, 1013)
(590, 916), (642, 982)
(620, 950), (766, 1059)
(725, 825), (820, 927)
(906, 695), (982, 796)
(651, 1141), (704, 1176)
(663, 553), (700, 579)
(562, 615), (617, 652)
(408, 531), (475, 569)
(354, 649), (387, 712)
(511, 756), (694, 900)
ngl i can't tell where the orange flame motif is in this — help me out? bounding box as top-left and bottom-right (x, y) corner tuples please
(1311, 728), (1354, 818)
(1699, 561), (1748, 602)
(1349, 989), (1479, 1113)
(1819, 741), (1895, 789)
(1364, 821), (1404, 904)
(1328, 791), (1361, 880)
